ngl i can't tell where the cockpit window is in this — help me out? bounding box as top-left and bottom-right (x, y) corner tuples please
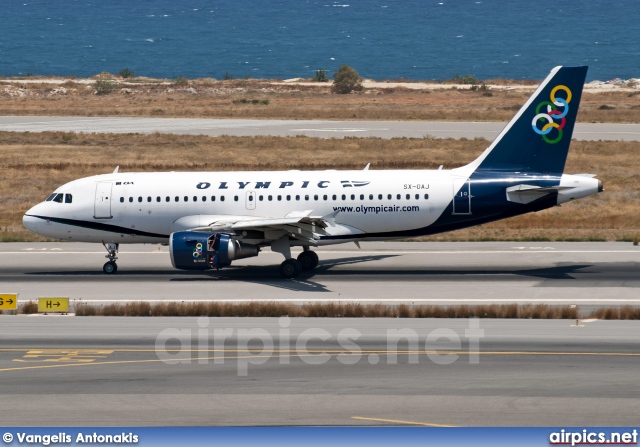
(46, 193), (57, 202)
(52, 193), (64, 203)
(65, 194), (73, 204)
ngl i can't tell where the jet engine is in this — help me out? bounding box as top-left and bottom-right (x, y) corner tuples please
(169, 231), (259, 270)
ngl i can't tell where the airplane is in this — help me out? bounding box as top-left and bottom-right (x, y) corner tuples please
(23, 66), (602, 278)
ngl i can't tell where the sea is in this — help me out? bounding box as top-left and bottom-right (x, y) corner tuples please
(1, 0), (638, 82)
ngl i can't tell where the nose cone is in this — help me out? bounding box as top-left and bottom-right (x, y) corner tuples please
(23, 212), (40, 235)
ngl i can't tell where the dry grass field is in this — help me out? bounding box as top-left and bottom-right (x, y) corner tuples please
(1, 78), (640, 122)
(12, 300), (640, 319)
(1, 131), (638, 242)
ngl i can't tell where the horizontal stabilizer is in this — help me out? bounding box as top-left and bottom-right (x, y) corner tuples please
(506, 184), (574, 204)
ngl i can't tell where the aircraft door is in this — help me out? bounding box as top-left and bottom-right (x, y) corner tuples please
(452, 178), (472, 215)
(245, 191), (256, 210)
(94, 181), (113, 219)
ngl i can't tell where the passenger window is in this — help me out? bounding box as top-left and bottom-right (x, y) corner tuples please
(305, 195), (309, 201)
(65, 194), (73, 204)
(314, 195), (318, 201)
(129, 197), (133, 203)
(46, 193), (57, 202)
(259, 195), (263, 201)
(387, 194), (392, 200)
(202, 196), (206, 202)
(53, 193), (63, 203)
(184, 196), (188, 202)
(397, 194), (401, 200)
(211, 196), (216, 202)
(415, 194), (419, 200)
(277, 195), (282, 201)
(138, 197), (142, 203)
(166, 196), (170, 202)
(341, 194), (346, 200)
(175, 196), (179, 202)
(332, 195), (337, 200)
(147, 197), (152, 202)
(369, 194), (373, 200)
(296, 195), (300, 201)
(234, 196), (238, 202)
(268, 195), (273, 201)
(248, 195), (253, 202)
(156, 197), (161, 202)
(378, 194), (382, 200)
(351, 194), (355, 200)
(323, 195), (328, 201)
(220, 196), (225, 202)
(286, 195), (291, 201)
(360, 194), (364, 200)
(193, 196), (198, 202)
(119, 197), (124, 203)
(424, 194), (429, 200)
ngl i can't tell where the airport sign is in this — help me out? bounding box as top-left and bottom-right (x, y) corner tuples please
(38, 297), (69, 313)
(0, 293), (17, 310)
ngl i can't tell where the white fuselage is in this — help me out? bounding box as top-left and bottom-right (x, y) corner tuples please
(23, 168), (468, 245)
(23, 166), (602, 247)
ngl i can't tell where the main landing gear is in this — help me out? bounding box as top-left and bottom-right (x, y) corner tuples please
(279, 259), (302, 279)
(297, 249), (319, 270)
(278, 250), (319, 279)
(102, 241), (119, 274)
(272, 239), (319, 279)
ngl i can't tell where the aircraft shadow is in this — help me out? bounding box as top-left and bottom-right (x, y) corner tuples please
(23, 262), (630, 293)
(171, 254), (400, 293)
(173, 261), (599, 293)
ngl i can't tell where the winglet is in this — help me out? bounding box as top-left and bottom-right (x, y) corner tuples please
(113, 166), (120, 174)
(363, 163), (370, 171)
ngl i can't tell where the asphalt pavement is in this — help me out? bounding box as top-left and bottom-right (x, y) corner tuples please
(0, 116), (639, 140)
(1, 242), (638, 308)
(1, 317), (638, 426)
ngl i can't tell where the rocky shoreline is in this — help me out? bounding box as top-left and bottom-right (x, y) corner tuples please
(1, 75), (639, 99)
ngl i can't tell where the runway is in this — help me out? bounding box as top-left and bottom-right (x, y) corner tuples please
(3, 242), (639, 426)
(1, 116), (639, 140)
(1, 317), (639, 426)
(1, 242), (639, 309)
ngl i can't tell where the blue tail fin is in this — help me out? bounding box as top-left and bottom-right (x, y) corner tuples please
(470, 66), (588, 175)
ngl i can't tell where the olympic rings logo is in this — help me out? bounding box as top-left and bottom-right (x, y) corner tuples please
(193, 242), (203, 259)
(531, 85), (572, 144)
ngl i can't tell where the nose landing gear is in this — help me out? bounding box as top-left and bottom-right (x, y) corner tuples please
(102, 241), (119, 274)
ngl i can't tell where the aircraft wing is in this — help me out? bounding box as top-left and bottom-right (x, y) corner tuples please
(178, 210), (340, 244)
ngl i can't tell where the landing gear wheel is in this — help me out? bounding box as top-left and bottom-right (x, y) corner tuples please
(103, 261), (118, 274)
(297, 250), (319, 270)
(102, 241), (119, 274)
(279, 259), (301, 279)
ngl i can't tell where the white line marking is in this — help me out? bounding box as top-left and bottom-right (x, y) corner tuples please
(292, 128), (380, 132)
(2, 250), (639, 255)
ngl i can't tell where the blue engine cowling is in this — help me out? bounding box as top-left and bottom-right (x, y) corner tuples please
(170, 231), (259, 270)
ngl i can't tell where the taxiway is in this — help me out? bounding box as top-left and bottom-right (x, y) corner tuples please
(0, 116), (639, 140)
(0, 317), (638, 426)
